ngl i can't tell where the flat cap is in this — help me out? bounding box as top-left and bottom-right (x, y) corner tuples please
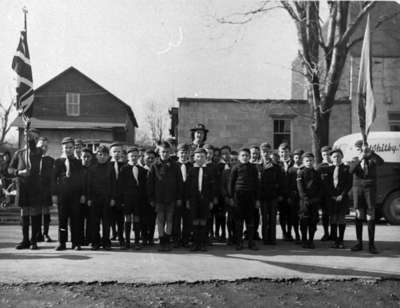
(329, 148), (343, 156)
(321, 146), (332, 153)
(127, 146), (139, 154)
(194, 148), (207, 155)
(110, 142), (122, 148)
(302, 152), (314, 159)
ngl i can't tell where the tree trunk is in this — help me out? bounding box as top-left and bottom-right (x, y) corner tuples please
(310, 107), (330, 163)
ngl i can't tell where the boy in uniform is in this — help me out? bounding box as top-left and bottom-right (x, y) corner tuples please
(325, 148), (352, 249)
(297, 152), (322, 249)
(229, 148), (260, 250)
(141, 149), (157, 246)
(87, 145), (116, 250)
(172, 143), (192, 247)
(349, 140), (384, 254)
(147, 141), (183, 251)
(80, 147), (93, 246)
(52, 137), (84, 250)
(119, 147), (147, 249)
(259, 143), (281, 245)
(317, 146), (333, 241)
(249, 145), (262, 240)
(277, 142), (295, 241)
(109, 142), (125, 247)
(36, 137), (54, 243)
(9, 128), (43, 250)
(186, 148), (216, 251)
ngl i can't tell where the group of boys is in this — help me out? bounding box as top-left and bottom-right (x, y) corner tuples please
(10, 125), (383, 254)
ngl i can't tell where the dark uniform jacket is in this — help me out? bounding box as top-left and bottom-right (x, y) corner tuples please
(229, 162), (259, 197)
(278, 159), (295, 198)
(52, 156), (84, 197)
(118, 164), (147, 204)
(9, 143), (43, 208)
(296, 167), (322, 203)
(259, 161), (281, 202)
(87, 161), (116, 201)
(185, 164), (217, 204)
(39, 155), (54, 205)
(147, 158), (183, 204)
(349, 152), (384, 187)
(324, 164), (352, 199)
(176, 161), (192, 201)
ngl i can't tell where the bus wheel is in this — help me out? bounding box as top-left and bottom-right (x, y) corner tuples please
(383, 191), (400, 225)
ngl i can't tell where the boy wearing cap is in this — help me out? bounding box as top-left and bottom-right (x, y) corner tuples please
(119, 147), (147, 249)
(80, 147), (93, 245)
(147, 141), (183, 251)
(186, 148), (216, 251)
(52, 137), (84, 251)
(318, 145), (333, 241)
(9, 128), (43, 250)
(87, 145), (116, 250)
(36, 137), (55, 243)
(349, 140), (384, 254)
(277, 142), (295, 241)
(229, 148), (260, 250)
(287, 148), (304, 243)
(297, 152), (322, 249)
(109, 142), (125, 247)
(326, 149), (351, 249)
(259, 143), (281, 245)
(141, 149), (157, 246)
(172, 143), (192, 247)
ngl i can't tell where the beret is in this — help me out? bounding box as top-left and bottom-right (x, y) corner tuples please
(61, 137), (74, 144)
(321, 146), (332, 152)
(293, 148), (304, 156)
(260, 142), (271, 149)
(194, 148), (207, 155)
(302, 152), (314, 159)
(127, 147), (139, 154)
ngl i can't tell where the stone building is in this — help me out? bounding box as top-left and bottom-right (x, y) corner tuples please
(176, 98), (350, 151)
(12, 66), (138, 157)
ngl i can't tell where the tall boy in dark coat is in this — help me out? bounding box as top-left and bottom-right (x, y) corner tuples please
(172, 143), (192, 247)
(297, 152), (322, 249)
(87, 145), (116, 250)
(52, 137), (84, 251)
(325, 148), (352, 249)
(119, 147), (147, 250)
(259, 142), (281, 245)
(229, 148), (260, 250)
(80, 147), (93, 245)
(349, 140), (384, 254)
(147, 141), (183, 251)
(185, 148), (216, 251)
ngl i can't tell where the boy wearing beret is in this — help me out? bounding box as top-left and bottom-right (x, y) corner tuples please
(229, 148), (260, 250)
(349, 140), (384, 254)
(119, 147), (147, 249)
(52, 137), (84, 250)
(87, 145), (116, 250)
(317, 145), (333, 241)
(109, 142), (125, 247)
(326, 149), (352, 249)
(172, 143), (192, 248)
(141, 149), (157, 246)
(259, 143), (281, 245)
(147, 141), (183, 251)
(297, 152), (322, 249)
(186, 148), (216, 251)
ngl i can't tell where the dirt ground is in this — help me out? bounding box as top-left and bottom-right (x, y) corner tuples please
(0, 279), (399, 308)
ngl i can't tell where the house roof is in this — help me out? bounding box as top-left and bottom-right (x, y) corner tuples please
(177, 97), (350, 105)
(11, 117), (126, 130)
(32, 66), (138, 127)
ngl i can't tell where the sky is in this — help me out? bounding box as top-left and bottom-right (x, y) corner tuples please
(0, 0), (301, 137)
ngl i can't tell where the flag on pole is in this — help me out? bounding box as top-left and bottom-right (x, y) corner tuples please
(357, 14), (375, 145)
(12, 28), (34, 117)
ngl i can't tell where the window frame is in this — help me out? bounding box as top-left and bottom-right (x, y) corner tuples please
(66, 92), (80, 116)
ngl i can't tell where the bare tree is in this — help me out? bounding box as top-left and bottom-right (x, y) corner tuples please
(0, 99), (14, 144)
(144, 101), (169, 145)
(217, 1), (390, 161)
